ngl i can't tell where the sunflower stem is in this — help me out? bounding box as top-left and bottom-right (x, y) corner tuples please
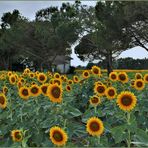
(127, 112), (131, 148)
(98, 136), (100, 145)
(94, 106), (97, 115)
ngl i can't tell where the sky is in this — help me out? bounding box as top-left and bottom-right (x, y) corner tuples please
(0, 1), (148, 66)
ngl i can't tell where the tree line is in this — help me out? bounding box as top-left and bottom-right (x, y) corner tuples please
(0, 1), (148, 74)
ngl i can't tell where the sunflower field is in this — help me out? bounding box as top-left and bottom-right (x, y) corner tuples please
(0, 66), (148, 147)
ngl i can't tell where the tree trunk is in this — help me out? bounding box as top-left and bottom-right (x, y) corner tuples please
(106, 51), (113, 76)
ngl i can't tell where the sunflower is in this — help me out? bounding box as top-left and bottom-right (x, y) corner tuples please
(144, 74), (148, 83)
(109, 72), (118, 81)
(29, 72), (35, 78)
(40, 83), (49, 96)
(17, 81), (23, 88)
(7, 71), (12, 77)
(94, 84), (106, 96)
(130, 79), (135, 88)
(134, 79), (145, 90)
(89, 96), (101, 106)
(91, 66), (101, 76)
(2, 86), (8, 95)
(49, 126), (68, 146)
(9, 75), (17, 85)
(73, 76), (79, 83)
(94, 81), (103, 86)
(37, 73), (47, 83)
(68, 80), (73, 85)
(11, 130), (23, 142)
(117, 91), (137, 111)
(105, 87), (117, 100)
(53, 78), (62, 86)
(118, 72), (128, 83)
(29, 84), (41, 97)
(135, 73), (143, 79)
(82, 70), (90, 79)
(66, 85), (72, 92)
(24, 68), (30, 74)
(47, 84), (63, 103)
(86, 117), (104, 136)
(19, 87), (30, 100)
(0, 93), (7, 109)
(54, 73), (60, 79)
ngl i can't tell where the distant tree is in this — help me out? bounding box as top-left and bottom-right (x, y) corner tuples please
(75, 1), (132, 75)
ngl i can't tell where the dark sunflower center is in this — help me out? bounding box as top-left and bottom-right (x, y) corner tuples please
(108, 89), (115, 96)
(119, 74), (126, 81)
(22, 89), (29, 96)
(0, 96), (5, 105)
(111, 74), (116, 79)
(67, 86), (71, 90)
(136, 75), (142, 79)
(97, 86), (105, 93)
(137, 81), (143, 87)
(39, 75), (45, 81)
(41, 86), (47, 94)
(84, 72), (88, 76)
(146, 76), (148, 81)
(53, 131), (63, 142)
(11, 77), (15, 83)
(131, 81), (135, 85)
(31, 87), (38, 94)
(55, 75), (60, 78)
(75, 77), (78, 81)
(121, 95), (132, 106)
(90, 122), (100, 131)
(93, 68), (99, 74)
(14, 132), (22, 140)
(54, 80), (60, 85)
(52, 87), (61, 98)
(91, 97), (99, 103)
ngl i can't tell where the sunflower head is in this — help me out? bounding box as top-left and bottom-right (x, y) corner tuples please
(2, 86), (8, 95)
(9, 75), (17, 85)
(53, 78), (62, 86)
(105, 87), (117, 100)
(73, 76), (79, 83)
(82, 70), (90, 79)
(37, 73), (47, 83)
(54, 73), (60, 79)
(29, 84), (41, 97)
(109, 72), (118, 81)
(86, 117), (104, 136)
(91, 66), (101, 75)
(144, 74), (148, 83)
(19, 87), (30, 100)
(89, 96), (101, 106)
(29, 72), (35, 78)
(135, 73), (143, 79)
(49, 126), (68, 146)
(68, 80), (73, 85)
(40, 83), (49, 96)
(134, 79), (145, 91)
(47, 84), (63, 103)
(11, 130), (23, 142)
(130, 79), (135, 88)
(66, 85), (72, 92)
(117, 91), (137, 111)
(118, 72), (128, 83)
(94, 84), (106, 96)
(0, 93), (7, 109)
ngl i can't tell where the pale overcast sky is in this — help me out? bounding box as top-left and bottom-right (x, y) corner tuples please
(0, 1), (148, 66)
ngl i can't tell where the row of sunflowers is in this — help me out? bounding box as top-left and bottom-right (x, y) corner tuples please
(0, 66), (148, 147)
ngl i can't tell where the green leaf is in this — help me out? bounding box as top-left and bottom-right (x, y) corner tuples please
(135, 129), (148, 146)
(111, 124), (126, 144)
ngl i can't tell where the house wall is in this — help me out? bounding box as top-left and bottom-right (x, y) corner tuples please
(57, 63), (70, 73)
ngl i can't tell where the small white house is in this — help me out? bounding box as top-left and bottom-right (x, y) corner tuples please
(51, 55), (72, 73)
